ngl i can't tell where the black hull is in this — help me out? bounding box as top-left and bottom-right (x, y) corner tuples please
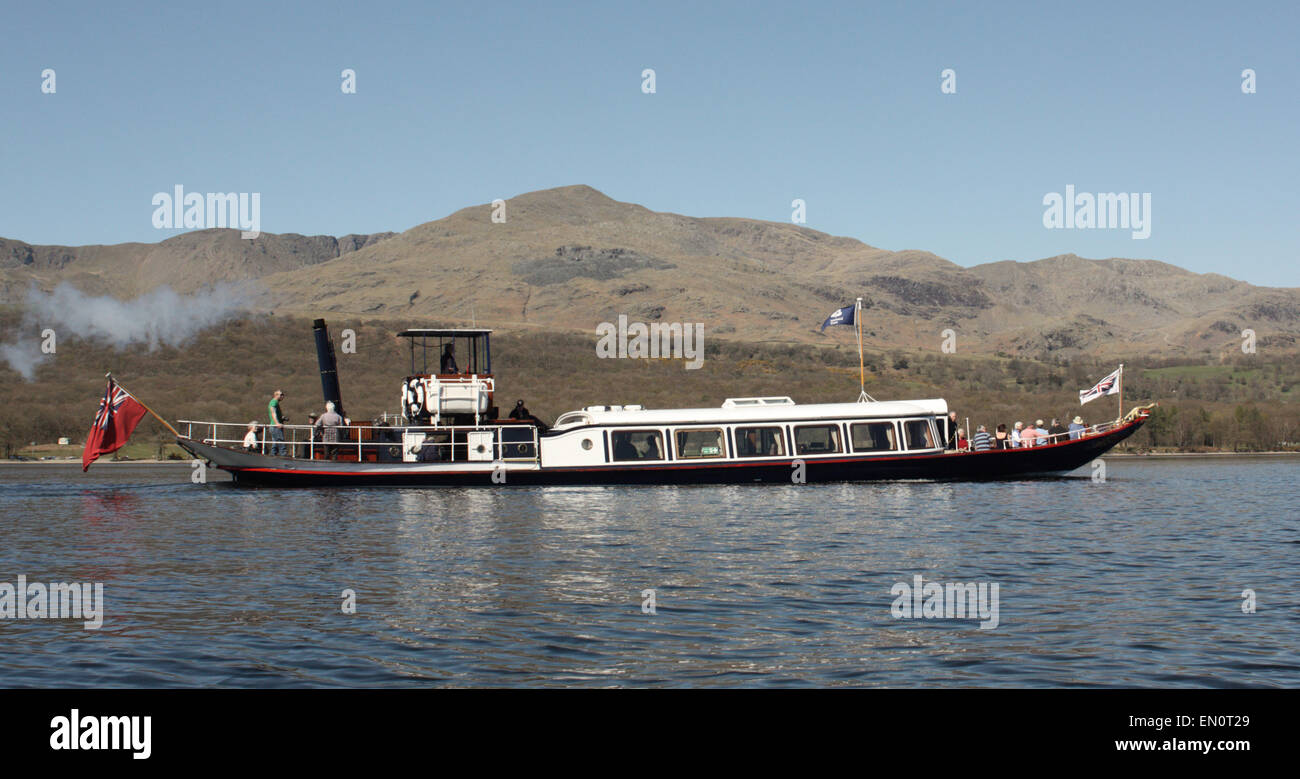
(178, 416), (1146, 488)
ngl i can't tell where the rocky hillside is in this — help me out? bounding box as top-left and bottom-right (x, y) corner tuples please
(3, 185), (1296, 360)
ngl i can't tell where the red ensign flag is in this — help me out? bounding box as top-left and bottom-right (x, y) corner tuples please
(82, 379), (148, 471)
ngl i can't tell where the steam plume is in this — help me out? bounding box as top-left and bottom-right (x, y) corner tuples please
(1, 283), (252, 380)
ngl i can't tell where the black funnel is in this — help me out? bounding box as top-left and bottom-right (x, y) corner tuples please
(312, 318), (344, 415)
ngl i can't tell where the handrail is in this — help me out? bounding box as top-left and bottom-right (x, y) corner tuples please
(177, 419), (541, 463)
(952, 410), (1145, 452)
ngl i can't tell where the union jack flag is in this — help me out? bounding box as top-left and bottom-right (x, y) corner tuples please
(82, 379), (148, 471)
(93, 384), (131, 429)
(1079, 366), (1122, 406)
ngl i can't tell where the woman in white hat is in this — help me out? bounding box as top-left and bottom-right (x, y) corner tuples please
(1068, 416), (1086, 440)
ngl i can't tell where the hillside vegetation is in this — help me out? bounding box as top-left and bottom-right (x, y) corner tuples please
(3, 312), (1295, 457)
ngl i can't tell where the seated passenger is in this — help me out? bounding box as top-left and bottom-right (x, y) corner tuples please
(243, 421), (260, 452)
(416, 435), (445, 463)
(1069, 416), (1086, 440)
(972, 425), (992, 451)
(614, 435), (639, 460)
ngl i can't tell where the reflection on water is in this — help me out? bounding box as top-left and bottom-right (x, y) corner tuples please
(0, 457), (1297, 687)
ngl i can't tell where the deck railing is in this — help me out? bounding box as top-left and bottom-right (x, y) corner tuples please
(951, 417), (1128, 453)
(177, 420), (540, 463)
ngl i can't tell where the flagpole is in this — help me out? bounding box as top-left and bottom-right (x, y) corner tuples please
(1117, 364), (1124, 422)
(856, 297), (864, 398)
(106, 373), (184, 438)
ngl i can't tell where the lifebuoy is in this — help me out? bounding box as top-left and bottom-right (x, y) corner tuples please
(404, 378), (426, 419)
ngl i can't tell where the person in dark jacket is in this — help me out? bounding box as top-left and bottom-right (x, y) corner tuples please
(440, 343), (458, 374)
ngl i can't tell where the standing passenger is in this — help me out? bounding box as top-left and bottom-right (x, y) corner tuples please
(440, 343), (458, 374)
(267, 389), (287, 456)
(315, 401), (345, 459)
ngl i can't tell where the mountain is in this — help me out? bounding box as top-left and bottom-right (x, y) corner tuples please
(3, 185), (1297, 359)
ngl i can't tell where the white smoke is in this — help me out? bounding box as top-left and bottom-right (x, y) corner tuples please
(1, 282), (253, 380)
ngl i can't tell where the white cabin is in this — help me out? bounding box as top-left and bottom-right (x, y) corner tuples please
(540, 397), (949, 467)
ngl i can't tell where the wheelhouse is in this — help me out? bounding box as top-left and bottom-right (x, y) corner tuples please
(397, 328), (496, 425)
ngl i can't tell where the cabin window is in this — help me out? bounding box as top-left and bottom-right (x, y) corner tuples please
(611, 430), (665, 461)
(903, 419), (937, 450)
(793, 424), (842, 455)
(734, 426), (786, 457)
(851, 422), (898, 452)
(675, 428), (726, 459)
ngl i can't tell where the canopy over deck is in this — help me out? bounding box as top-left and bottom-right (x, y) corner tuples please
(397, 328), (492, 375)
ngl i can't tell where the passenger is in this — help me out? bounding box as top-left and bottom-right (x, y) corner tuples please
(956, 428), (968, 451)
(267, 389), (288, 456)
(243, 421), (260, 452)
(1011, 421), (1023, 448)
(740, 430), (760, 456)
(304, 411), (321, 458)
(1019, 423), (1039, 448)
(1034, 419), (1050, 445)
(972, 425), (992, 451)
(614, 434), (639, 460)
(416, 434), (447, 463)
(1069, 415), (1086, 440)
(1049, 418), (1067, 441)
(946, 411), (959, 449)
(440, 343), (459, 374)
(315, 401), (345, 459)
(994, 424), (1009, 449)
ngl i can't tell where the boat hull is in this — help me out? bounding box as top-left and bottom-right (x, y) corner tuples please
(177, 415), (1146, 487)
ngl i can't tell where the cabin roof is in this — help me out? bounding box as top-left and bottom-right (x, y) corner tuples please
(553, 398), (949, 428)
(396, 328), (493, 338)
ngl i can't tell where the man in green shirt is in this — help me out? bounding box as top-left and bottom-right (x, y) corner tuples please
(267, 389), (287, 456)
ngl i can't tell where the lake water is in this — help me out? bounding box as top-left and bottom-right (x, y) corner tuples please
(1, 457), (1297, 687)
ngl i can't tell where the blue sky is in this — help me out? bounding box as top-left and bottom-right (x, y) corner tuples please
(3, 0), (1296, 286)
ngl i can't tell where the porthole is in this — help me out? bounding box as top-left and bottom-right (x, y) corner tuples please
(581, 438), (594, 450)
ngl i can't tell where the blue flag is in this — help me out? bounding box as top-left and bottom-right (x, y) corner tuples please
(820, 304), (855, 332)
